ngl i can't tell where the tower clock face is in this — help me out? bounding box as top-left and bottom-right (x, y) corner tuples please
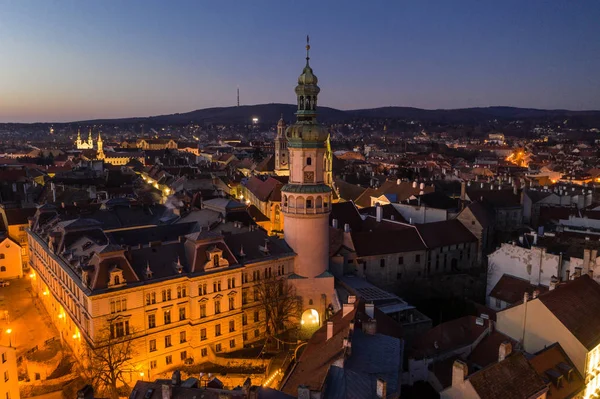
(304, 171), (314, 182)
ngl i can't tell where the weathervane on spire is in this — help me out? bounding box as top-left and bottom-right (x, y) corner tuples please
(306, 35), (310, 62)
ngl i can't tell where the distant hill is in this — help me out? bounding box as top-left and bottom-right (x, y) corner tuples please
(72, 104), (600, 126)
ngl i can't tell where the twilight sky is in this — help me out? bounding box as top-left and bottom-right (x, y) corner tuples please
(1, 0), (599, 123)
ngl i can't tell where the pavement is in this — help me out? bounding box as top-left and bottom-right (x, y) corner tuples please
(0, 276), (60, 358)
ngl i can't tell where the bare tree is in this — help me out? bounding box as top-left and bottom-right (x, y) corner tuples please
(255, 276), (302, 338)
(80, 318), (137, 399)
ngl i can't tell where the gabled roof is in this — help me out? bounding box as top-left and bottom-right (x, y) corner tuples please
(538, 275), (600, 350)
(410, 315), (489, 360)
(415, 219), (477, 249)
(351, 227), (426, 257)
(468, 352), (548, 399)
(462, 201), (494, 228)
(467, 189), (521, 208)
(333, 179), (367, 202)
(330, 201), (364, 232)
(359, 204), (407, 223)
(244, 176), (283, 203)
(529, 343), (585, 399)
(489, 274), (548, 305)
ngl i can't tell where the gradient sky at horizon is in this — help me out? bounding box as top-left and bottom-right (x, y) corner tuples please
(1, 0), (599, 123)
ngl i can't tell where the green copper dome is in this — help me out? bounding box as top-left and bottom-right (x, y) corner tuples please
(286, 37), (329, 147)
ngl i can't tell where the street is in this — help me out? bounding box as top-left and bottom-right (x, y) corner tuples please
(0, 277), (60, 357)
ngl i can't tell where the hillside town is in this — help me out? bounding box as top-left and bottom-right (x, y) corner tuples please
(2, 21), (600, 399)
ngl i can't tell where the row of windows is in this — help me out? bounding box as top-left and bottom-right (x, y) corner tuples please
(242, 265), (285, 284)
(149, 333), (261, 370)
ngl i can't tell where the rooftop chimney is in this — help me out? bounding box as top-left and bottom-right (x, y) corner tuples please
(161, 384), (172, 399)
(344, 223), (351, 233)
(365, 303), (375, 319)
(549, 276), (559, 291)
(363, 318), (377, 335)
(348, 295), (356, 304)
(327, 321), (334, 340)
(298, 385), (310, 399)
(343, 303), (353, 317)
(171, 370), (181, 386)
(452, 360), (468, 387)
(412, 181), (417, 188)
(532, 289), (540, 299)
(332, 218), (339, 229)
(376, 204), (383, 222)
(498, 341), (512, 362)
(376, 379), (387, 399)
(420, 182), (425, 190)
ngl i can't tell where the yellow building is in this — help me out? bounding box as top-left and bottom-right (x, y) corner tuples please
(27, 209), (295, 378)
(0, 206), (37, 274)
(0, 237), (23, 280)
(496, 275), (600, 399)
(0, 345), (19, 399)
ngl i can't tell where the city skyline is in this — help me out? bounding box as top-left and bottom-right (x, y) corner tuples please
(1, 0), (600, 123)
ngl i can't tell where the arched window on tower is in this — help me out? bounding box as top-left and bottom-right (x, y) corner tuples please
(299, 96), (304, 109)
(316, 196), (323, 209)
(313, 96), (317, 110)
(306, 157), (312, 166)
(283, 195), (288, 207)
(306, 96), (311, 110)
(297, 197), (305, 209)
(289, 196), (296, 208)
(306, 196), (314, 209)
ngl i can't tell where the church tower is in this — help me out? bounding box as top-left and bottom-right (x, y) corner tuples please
(274, 115), (289, 176)
(87, 128), (94, 149)
(75, 129), (82, 148)
(96, 132), (105, 160)
(281, 37), (334, 326)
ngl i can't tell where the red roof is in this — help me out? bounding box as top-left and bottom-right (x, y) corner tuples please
(489, 274), (548, 305)
(538, 275), (600, 350)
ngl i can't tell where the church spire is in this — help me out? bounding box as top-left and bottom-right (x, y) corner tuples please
(305, 35), (310, 65)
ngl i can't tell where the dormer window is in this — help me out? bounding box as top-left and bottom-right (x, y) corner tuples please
(108, 267), (125, 288)
(205, 246), (229, 270)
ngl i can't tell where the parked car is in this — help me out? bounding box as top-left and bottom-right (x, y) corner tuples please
(0, 280), (9, 287)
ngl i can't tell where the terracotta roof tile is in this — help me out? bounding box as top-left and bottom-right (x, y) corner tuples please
(489, 274), (548, 305)
(538, 275), (600, 350)
(469, 352), (548, 399)
(529, 343), (585, 399)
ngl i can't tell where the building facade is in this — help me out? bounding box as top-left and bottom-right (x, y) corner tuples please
(27, 209), (295, 377)
(0, 236), (23, 280)
(0, 345), (19, 399)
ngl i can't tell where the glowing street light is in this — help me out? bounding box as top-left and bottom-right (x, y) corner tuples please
(29, 272), (36, 279)
(252, 117), (259, 124)
(6, 328), (12, 347)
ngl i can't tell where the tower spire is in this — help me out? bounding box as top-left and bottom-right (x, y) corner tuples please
(306, 35), (310, 65)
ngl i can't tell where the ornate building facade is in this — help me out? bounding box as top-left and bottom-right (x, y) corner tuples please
(281, 38), (335, 326)
(26, 207), (295, 377)
(75, 129), (95, 150)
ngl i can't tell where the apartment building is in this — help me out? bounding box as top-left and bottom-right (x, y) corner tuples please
(0, 345), (19, 399)
(27, 205), (295, 378)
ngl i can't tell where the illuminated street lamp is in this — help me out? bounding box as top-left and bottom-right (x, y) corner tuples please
(252, 117), (259, 124)
(139, 372), (144, 381)
(6, 328), (12, 347)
